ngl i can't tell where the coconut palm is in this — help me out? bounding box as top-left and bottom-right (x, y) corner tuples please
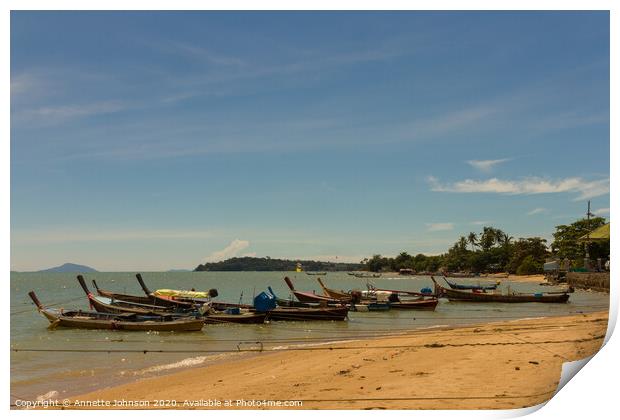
(467, 232), (478, 251)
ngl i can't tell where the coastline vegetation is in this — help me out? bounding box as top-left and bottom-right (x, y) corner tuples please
(362, 217), (609, 274)
(194, 217), (609, 274)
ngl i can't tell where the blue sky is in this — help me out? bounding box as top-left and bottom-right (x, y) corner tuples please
(10, 11), (610, 271)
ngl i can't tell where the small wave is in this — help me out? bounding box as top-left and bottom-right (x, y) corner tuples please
(270, 339), (360, 351)
(508, 317), (546, 323)
(36, 390), (59, 401)
(136, 356), (208, 375)
(134, 352), (239, 376)
(416, 324), (449, 330)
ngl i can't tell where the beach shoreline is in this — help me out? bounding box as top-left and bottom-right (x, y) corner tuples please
(52, 309), (608, 410)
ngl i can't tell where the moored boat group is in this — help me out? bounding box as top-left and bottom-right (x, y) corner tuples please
(27, 273), (573, 332)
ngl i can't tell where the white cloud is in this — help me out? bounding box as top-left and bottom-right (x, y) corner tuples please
(428, 176), (609, 201)
(594, 208), (610, 215)
(470, 220), (492, 226)
(12, 228), (214, 245)
(426, 223), (454, 232)
(466, 158), (511, 172)
(527, 207), (548, 216)
(22, 101), (127, 122)
(205, 239), (250, 262)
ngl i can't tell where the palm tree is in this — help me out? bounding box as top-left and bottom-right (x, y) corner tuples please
(499, 233), (513, 248)
(467, 232), (478, 251)
(458, 236), (468, 251)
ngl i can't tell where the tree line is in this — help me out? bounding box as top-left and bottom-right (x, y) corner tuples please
(195, 256), (363, 272)
(361, 217), (609, 275)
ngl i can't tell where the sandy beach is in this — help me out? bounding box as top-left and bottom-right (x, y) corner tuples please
(61, 310), (608, 410)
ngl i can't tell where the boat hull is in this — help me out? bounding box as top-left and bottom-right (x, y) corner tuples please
(439, 288), (570, 303)
(40, 309), (204, 331)
(203, 312), (267, 324)
(266, 306), (349, 321)
(389, 298), (438, 310)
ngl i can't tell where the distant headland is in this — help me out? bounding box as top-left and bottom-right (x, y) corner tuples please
(38, 263), (98, 273)
(195, 257), (363, 272)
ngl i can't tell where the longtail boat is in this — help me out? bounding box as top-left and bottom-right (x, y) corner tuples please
(268, 306), (349, 321)
(352, 272), (381, 278)
(442, 276), (499, 291)
(90, 277), (197, 310)
(431, 277), (570, 303)
(316, 278), (351, 301)
(79, 277), (266, 324)
(201, 311), (268, 324)
(352, 302), (391, 311)
(259, 287), (349, 321)
(306, 271), (327, 276)
(284, 277), (348, 303)
(28, 291), (204, 331)
(318, 278), (438, 311)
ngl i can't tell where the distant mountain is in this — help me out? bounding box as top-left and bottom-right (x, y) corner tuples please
(39, 263), (98, 273)
(168, 269), (190, 272)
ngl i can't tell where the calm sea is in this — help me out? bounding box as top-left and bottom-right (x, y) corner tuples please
(10, 271), (609, 403)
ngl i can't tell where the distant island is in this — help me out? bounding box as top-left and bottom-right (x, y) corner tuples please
(195, 257), (363, 272)
(39, 263), (98, 273)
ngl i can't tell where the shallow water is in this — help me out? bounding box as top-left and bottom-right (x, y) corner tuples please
(10, 271), (609, 403)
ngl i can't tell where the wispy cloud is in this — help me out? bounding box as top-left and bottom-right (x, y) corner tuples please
(428, 176), (609, 201)
(527, 207), (548, 216)
(594, 208), (610, 215)
(12, 228), (214, 245)
(426, 223), (454, 232)
(18, 101), (127, 123)
(470, 220), (492, 226)
(205, 239), (250, 262)
(466, 158), (511, 172)
(166, 42), (246, 67)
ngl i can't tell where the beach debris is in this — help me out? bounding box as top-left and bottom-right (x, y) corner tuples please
(528, 361), (539, 365)
(515, 367), (520, 370)
(337, 369), (351, 375)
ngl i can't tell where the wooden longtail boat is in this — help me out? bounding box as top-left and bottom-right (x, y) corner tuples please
(306, 271), (327, 276)
(352, 302), (391, 311)
(78, 276), (182, 315)
(267, 306), (349, 321)
(202, 312), (268, 324)
(261, 287), (349, 321)
(352, 273), (382, 278)
(431, 277), (570, 303)
(388, 298), (438, 310)
(316, 278), (351, 301)
(442, 276), (499, 291)
(318, 278), (438, 311)
(90, 277), (197, 310)
(284, 277), (348, 303)
(28, 291), (204, 331)
(79, 277), (266, 324)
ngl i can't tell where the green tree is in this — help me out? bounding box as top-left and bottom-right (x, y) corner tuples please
(551, 217), (608, 265)
(516, 255), (540, 275)
(507, 237), (549, 274)
(467, 232), (478, 251)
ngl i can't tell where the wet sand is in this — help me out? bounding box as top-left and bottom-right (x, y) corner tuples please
(63, 311), (607, 410)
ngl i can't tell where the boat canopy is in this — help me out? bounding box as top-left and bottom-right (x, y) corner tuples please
(153, 289), (211, 299)
(579, 223), (610, 242)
